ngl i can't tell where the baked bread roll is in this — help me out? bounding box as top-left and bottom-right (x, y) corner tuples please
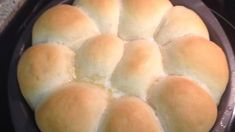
(161, 35), (229, 103)
(103, 96), (163, 132)
(74, 0), (120, 34)
(17, 43), (75, 109)
(36, 82), (108, 132)
(32, 5), (100, 50)
(148, 76), (217, 132)
(75, 34), (124, 85)
(154, 6), (209, 45)
(117, 0), (172, 40)
(111, 39), (163, 98)
(17, 0), (229, 132)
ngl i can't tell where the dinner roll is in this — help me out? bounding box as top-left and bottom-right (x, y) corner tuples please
(75, 34), (124, 85)
(17, 1), (230, 131)
(155, 6), (209, 45)
(33, 4), (100, 50)
(35, 82), (108, 132)
(161, 36), (229, 103)
(17, 44), (75, 109)
(74, 0), (120, 34)
(118, 0), (172, 40)
(148, 76), (217, 132)
(111, 40), (163, 99)
(103, 96), (163, 132)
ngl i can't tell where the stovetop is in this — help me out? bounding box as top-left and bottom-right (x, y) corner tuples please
(0, 0), (234, 131)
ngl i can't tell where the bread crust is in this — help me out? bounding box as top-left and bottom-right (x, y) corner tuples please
(17, 1), (229, 131)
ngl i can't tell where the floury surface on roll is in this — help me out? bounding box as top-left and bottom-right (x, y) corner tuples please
(17, 0), (229, 132)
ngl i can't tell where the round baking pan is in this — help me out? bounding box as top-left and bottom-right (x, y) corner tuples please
(8, 0), (235, 132)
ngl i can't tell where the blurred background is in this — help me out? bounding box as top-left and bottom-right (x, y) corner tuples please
(0, 0), (234, 131)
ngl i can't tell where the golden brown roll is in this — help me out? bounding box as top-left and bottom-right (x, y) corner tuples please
(161, 36), (229, 103)
(33, 4), (100, 50)
(74, 0), (120, 34)
(75, 34), (124, 86)
(155, 6), (209, 45)
(111, 40), (163, 99)
(17, 44), (75, 109)
(148, 76), (217, 132)
(35, 82), (108, 132)
(118, 0), (172, 40)
(103, 96), (163, 132)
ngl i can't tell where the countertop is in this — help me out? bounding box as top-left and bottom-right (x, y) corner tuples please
(0, 0), (26, 33)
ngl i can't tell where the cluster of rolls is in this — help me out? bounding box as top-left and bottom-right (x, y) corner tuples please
(17, 0), (229, 132)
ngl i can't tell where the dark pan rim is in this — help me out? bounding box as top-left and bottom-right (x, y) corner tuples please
(7, 0), (235, 132)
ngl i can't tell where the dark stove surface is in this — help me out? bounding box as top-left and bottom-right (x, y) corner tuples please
(0, 0), (234, 131)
